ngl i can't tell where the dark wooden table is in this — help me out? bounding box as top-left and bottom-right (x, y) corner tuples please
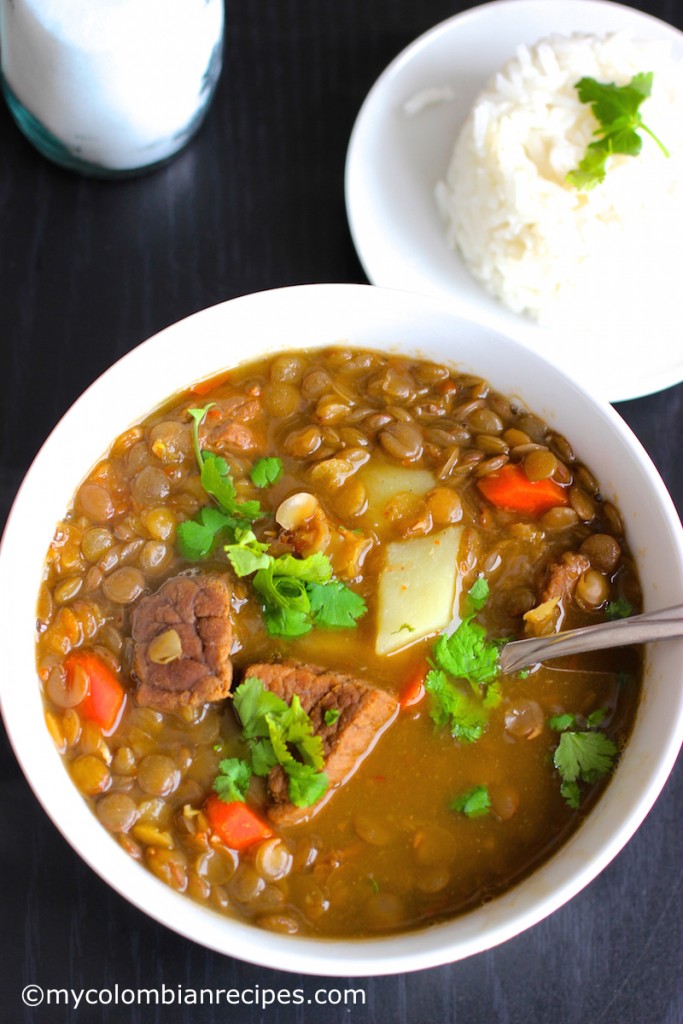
(1, 2), (681, 1022)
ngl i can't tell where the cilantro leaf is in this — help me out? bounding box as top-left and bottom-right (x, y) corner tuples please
(213, 757), (252, 803)
(263, 604), (313, 638)
(228, 677), (329, 808)
(553, 730), (618, 805)
(250, 457), (283, 488)
(586, 707), (609, 728)
(250, 739), (278, 776)
(482, 679), (502, 709)
(200, 452), (237, 511)
(567, 72), (669, 190)
(566, 144), (613, 190)
(450, 785), (491, 818)
(424, 580), (505, 743)
(425, 669), (488, 743)
(229, 542), (366, 638)
(324, 709), (341, 726)
(200, 452), (262, 523)
(226, 545), (271, 576)
(233, 675), (287, 740)
(265, 694), (325, 771)
(550, 710), (616, 802)
(178, 405), (265, 562)
(260, 551), (332, 585)
(550, 708), (609, 732)
(433, 619), (501, 688)
(307, 579), (368, 629)
(575, 72), (652, 133)
(255, 569), (310, 616)
(605, 596), (633, 620)
(431, 576), (502, 689)
(285, 762), (329, 807)
(560, 780), (581, 810)
(466, 576), (490, 613)
(224, 529), (271, 576)
(548, 712), (576, 732)
(177, 505), (234, 560)
(252, 552), (329, 625)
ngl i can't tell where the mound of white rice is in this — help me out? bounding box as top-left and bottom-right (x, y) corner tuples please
(436, 33), (683, 326)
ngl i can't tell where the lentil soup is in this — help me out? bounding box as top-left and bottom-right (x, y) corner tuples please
(35, 347), (642, 938)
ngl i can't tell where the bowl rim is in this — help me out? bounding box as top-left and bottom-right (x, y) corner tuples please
(2, 282), (682, 976)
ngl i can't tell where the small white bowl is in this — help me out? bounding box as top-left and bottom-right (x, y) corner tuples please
(345, 0), (683, 402)
(1, 283), (682, 976)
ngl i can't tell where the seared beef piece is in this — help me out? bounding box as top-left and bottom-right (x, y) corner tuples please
(132, 574), (233, 712)
(199, 396), (262, 454)
(244, 661), (399, 827)
(542, 552), (591, 604)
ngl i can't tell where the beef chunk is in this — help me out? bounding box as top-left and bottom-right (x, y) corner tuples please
(132, 574), (233, 712)
(244, 661), (398, 827)
(199, 396), (262, 454)
(542, 551), (591, 604)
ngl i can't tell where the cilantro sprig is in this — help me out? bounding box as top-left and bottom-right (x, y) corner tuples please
(213, 756), (252, 803)
(250, 457), (283, 489)
(426, 669), (489, 743)
(177, 405), (264, 560)
(224, 529), (367, 637)
(550, 709), (618, 808)
(450, 785), (491, 819)
(605, 596), (633, 621)
(212, 676), (328, 808)
(567, 72), (669, 190)
(424, 578), (505, 743)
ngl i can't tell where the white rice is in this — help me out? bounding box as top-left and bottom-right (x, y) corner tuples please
(436, 33), (683, 326)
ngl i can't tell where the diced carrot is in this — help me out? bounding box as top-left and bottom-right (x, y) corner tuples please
(477, 463), (569, 517)
(204, 794), (273, 851)
(399, 662), (428, 709)
(190, 373), (231, 396)
(66, 651), (126, 733)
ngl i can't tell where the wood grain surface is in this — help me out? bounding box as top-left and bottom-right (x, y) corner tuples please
(1, 2), (681, 1021)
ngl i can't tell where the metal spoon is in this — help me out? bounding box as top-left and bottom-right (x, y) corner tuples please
(498, 604), (683, 675)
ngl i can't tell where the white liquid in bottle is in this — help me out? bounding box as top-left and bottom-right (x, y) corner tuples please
(0, 0), (224, 175)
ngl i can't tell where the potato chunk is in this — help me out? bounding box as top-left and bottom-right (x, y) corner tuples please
(361, 464), (435, 532)
(375, 527), (463, 655)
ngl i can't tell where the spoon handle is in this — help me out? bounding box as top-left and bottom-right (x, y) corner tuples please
(498, 603), (683, 674)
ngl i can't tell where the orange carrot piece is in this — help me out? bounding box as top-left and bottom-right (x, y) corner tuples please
(205, 794), (273, 851)
(67, 651), (126, 733)
(477, 463), (568, 517)
(189, 373), (231, 396)
(400, 662), (428, 709)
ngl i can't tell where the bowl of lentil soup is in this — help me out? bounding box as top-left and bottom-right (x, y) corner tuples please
(1, 284), (682, 976)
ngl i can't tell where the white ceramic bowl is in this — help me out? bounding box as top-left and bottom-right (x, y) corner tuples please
(1, 283), (682, 976)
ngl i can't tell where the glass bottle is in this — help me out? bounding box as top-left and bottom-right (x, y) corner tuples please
(0, 0), (224, 177)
